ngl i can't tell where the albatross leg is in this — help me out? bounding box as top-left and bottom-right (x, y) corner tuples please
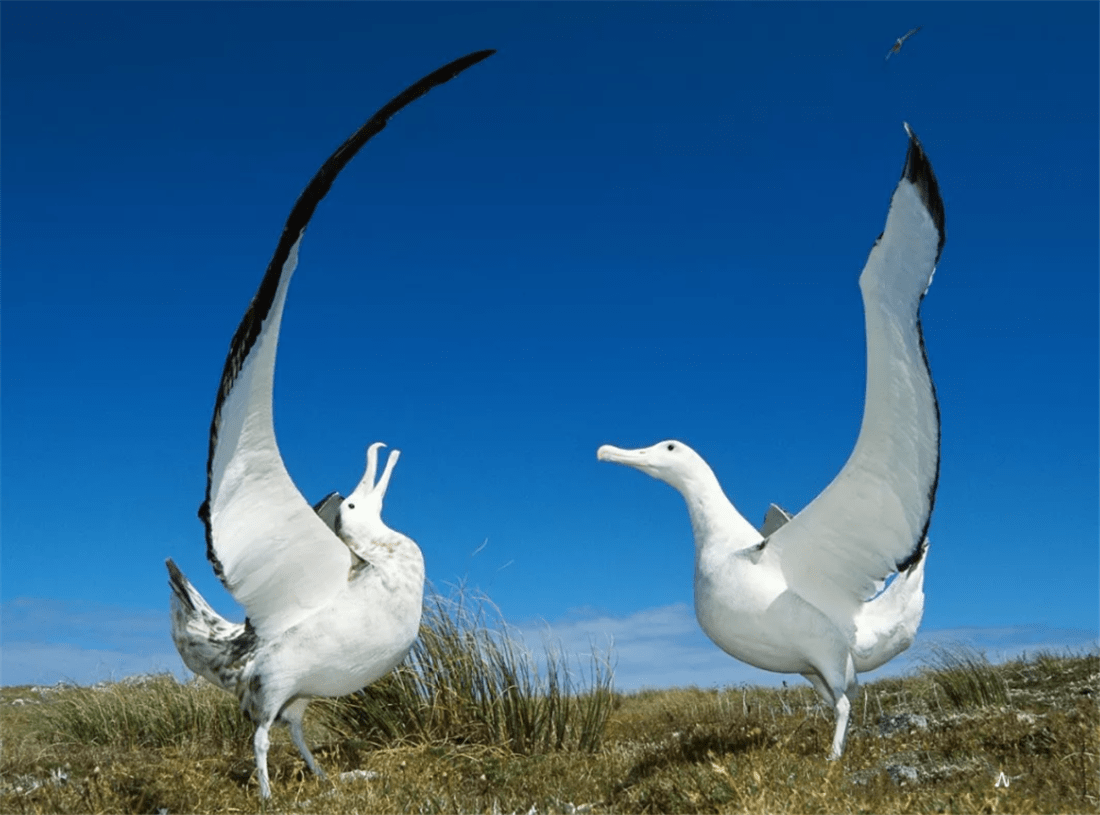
(829, 695), (852, 759)
(253, 719), (274, 799)
(802, 664), (855, 759)
(282, 698), (327, 779)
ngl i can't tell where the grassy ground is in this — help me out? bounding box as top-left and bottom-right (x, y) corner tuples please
(1, 634), (1095, 814)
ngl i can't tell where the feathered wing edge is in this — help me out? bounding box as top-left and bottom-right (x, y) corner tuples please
(896, 123), (945, 572)
(764, 125), (946, 615)
(197, 50), (496, 588)
(853, 539), (929, 672)
(901, 123), (945, 269)
(166, 558), (257, 690)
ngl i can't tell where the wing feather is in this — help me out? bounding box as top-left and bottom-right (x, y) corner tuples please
(197, 50), (496, 635)
(763, 125), (945, 622)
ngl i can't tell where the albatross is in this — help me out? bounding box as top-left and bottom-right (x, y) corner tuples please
(165, 49), (495, 799)
(598, 124), (945, 759)
(885, 26), (923, 61)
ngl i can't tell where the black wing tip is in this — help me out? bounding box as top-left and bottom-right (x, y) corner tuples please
(403, 49), (497, 108)
(446, 49), (497, 72)
(166, 558), (196, 611)
(901, 123), (946, 262)
(897, 536), (930, 573)
(201, 49), (497, 565)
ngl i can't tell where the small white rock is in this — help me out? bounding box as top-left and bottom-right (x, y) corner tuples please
(338, 769), (379, 783)
(878, 713), (928, 737)
(886, 764), (919, 785)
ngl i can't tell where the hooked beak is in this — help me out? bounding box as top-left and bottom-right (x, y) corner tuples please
(353, 442), (401, 501)
(597, 444), (653, 473)
(597, 444), (627, 463)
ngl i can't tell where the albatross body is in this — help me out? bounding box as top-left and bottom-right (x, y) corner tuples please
(599, 125), (945, 758)
(165, 50), (494, 799)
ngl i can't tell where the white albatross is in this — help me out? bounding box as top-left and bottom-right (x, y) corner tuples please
(885, 26), (923, 61)
(165, 49), (495, 799)
(598, 124), (945, 759)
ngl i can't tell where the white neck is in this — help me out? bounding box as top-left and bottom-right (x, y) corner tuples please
(673, 464), (762, 559)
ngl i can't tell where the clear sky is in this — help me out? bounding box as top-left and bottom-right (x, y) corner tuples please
(2, 2), (1097, 690)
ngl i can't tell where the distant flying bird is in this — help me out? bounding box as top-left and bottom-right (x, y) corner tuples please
(166, 49), (495, 799)
(598, 123), (945, 759)
(886, 26), (922, 60)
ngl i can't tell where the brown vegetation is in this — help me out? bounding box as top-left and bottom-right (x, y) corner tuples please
(1, 602), (1095, 814)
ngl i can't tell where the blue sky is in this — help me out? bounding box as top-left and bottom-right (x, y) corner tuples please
(2, 2), (1097, 690)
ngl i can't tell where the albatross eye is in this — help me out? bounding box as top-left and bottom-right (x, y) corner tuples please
(347, 503), (356, 510)
(667, 443), (676, 451)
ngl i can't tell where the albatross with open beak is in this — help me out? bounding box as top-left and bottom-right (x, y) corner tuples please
(165, 49), (495, 799)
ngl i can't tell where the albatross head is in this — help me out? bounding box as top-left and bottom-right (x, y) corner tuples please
(598, 440), (761, 547)
(336, 442), (404, 549)
(597, 440), (709, 493)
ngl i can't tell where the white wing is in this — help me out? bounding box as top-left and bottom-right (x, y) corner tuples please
(197, 50), (496, 637)
(762, 124), (945, 623)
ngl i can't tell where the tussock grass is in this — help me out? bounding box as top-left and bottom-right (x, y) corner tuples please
(1, 643), (1096, 814)
(35, 674), (251, 750)
(924, 643), (1012, 709)
(318, 588), (613, 754)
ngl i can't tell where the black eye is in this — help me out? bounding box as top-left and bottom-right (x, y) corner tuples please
(347, 503), (355, 510)
(667, 443), (675, 451)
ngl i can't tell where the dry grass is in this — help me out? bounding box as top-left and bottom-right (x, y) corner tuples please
(1, 640), (1095, 814)
(316, 588), (613, 754)
(32, 674), (252, 750)
(924, 644), (1012, 710)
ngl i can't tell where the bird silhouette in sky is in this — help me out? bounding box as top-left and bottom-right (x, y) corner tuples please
(886, 27), (922, 60)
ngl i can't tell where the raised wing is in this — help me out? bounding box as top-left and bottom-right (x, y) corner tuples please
(763, 124), (944, 623)
(197, 50), (495, 635)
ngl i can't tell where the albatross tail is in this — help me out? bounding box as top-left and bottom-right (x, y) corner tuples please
(852, 541), (928, 673)
(166, 558), (256, 691)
